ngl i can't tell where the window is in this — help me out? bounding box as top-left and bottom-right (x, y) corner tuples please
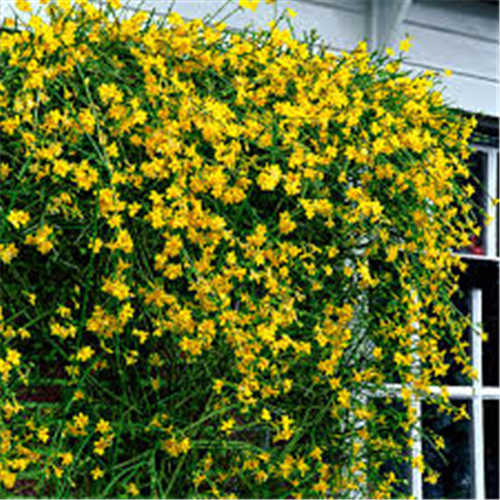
(370, 139), (499, 499)
(415, 140), (499, 499)
(458, 145), (499, 259)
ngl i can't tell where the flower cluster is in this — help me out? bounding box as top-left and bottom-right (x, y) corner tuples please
(0, 0), (482, 497)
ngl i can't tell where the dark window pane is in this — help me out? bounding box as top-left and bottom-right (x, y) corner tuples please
(462, 151), (489, 256)
(483, 273), (499, 387)
(496, 152), (499, 257)
(484, 401), (499, 499)
(423, 401), (474, 499)
(369, 399), (411, 498)
(440, 288), (472, 386)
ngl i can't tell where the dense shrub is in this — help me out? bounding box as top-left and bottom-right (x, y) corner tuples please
(0, 0), (484, 497)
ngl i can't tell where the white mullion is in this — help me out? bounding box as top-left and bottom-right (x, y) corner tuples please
(411, 397), (423, 500)
(481, 387), (500, 399)
(472, 288), (485, 500)
(410, 293), (423, 500)
(351, 391), (368, 499)
(472, 288), (484, 391)
(433, 385), (473, 399)
(473, 396), (485, 500)
(485, 148), (498, 258)
(374, 384), (481, 399)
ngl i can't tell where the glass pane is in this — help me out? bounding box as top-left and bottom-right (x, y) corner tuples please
(483, 273), (499, 387)
(440, 288), (472, 386)
(496, 152), (499, 257)
(370, 399), (412, 498)
(423, 400), (473, 499)
(463, 151), (488, 256)
(484, 401), (499, 499)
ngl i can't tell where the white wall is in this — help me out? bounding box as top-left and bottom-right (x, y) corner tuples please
(396, 0), (499, 117)
(1, 0), (498, 117)
(133, 0), (367, 53)
(0, 0), (367, 53)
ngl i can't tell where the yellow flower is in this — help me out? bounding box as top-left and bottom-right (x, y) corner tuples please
(96, 419), (111, 434)
(261, 408), (271, 422)
(78, 108), (96, 134)
(7, 210), (30, 229)
(257, 164), (282, 191)
(309, 446), (323, 461)
(425, 472), (439, 485)
(287, 8), (297, 18)
(16, 0), (32, 13)
(26, 292), (36, 305)
(101, 277), (131, 301)
(57, 0), (71, 11)
(435, 436), (445, 450)
(6, 349), (21, 366)
(108, 0), (122, 10)
(106, 142), (119, 158)
(279, 211), (297, 234)
(0, 163), (11, 180)
(279, 455), (294, 479)
(60, 452), (74, 466)
(94, 436), (111, 455)
(399, 36), (413, 53)
(411, 454), (424, 473)
(220, 417), (235, 435)
(126, 483), (139, 497)
(213, 379), (224, 394)
(25, 225), (54, 254)
(74, 390), (85, 401)
(76, 346), (95, 362)
(338, 389), (350, 409)
(91, 467), (104, 480)
(273, 415), (295, 442)
(89, 237), (103, 254)
(125, 350), (139, 365)
(0, 243), (19, 264)
(37, 427), (49, 443)
(240, 0), (260, 12)
(74, 413), (89, 430)
(454, 404), (471, 422)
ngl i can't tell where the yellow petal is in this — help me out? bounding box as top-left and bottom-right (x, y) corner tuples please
(240, 0), (260, 12)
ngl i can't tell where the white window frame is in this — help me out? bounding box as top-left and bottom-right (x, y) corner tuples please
(369, 145), (500, 500)
(348, 147), (499, 498)
(410, 144), (500, 499)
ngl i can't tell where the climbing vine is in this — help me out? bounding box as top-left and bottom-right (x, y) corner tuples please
(0, 0), (486, 497)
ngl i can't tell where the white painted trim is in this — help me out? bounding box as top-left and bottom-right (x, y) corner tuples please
(453, 252), (500, 264)
(472, 288), (485, 500)
(471, 144), (499, 258)
(472, 288), (483, 390)
(481, 387), (500, 399)
(410, 291), (422, 499)
(376, 0), (413, 49)
(368, 0), (413, 50)
(486, 148), (498, 257)
(411, 398), (423, 500)
(431, 385), (473, 398)
(360, 383), (500, 400)
(473, 394), (485, 500)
